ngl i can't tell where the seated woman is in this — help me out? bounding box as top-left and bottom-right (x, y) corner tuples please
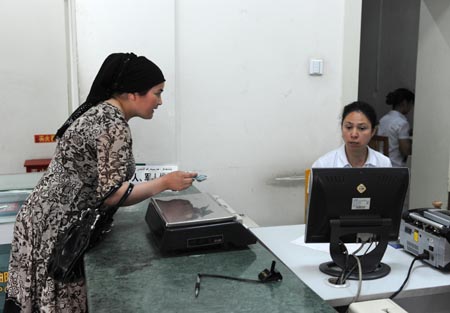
(312, 101), (392, 168)
(378, 88), (415, 167)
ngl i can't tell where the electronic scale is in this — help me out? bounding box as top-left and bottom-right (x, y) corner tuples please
(145, 191), (257, 253)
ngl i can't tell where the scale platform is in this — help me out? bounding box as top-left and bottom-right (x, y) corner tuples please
(145, 192), (257, 253)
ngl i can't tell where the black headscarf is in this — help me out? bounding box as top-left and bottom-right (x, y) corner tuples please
(55, 52), (165, 139)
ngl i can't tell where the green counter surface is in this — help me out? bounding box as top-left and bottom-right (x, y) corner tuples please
(0, 244), (10, 313)
(84, 191), (336, 313)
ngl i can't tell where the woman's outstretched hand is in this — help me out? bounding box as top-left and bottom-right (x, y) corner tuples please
(162, 171), (198, 191)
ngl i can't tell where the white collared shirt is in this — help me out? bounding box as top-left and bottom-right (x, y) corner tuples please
(312, 144), (392, 168)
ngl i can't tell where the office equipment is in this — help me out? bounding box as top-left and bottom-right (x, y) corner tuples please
(305, 168), (409, 279)
(399, 208), (450, 270)
(145, 192), (257, 253)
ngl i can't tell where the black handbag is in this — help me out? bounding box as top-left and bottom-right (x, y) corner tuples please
(47, 183), (134, 283)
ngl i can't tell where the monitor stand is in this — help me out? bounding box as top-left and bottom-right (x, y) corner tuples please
(319, 218), (392, 280)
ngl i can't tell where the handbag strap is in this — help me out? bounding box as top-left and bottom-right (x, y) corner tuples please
(102, 184), (123, 201)
(116, 183), (134, 207)
(102, 182), (134, 215)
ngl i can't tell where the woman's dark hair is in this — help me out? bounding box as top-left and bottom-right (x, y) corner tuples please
(341, 101), (378, 129)
(386, 88), (415, 108)
(55, 52), (165, 139)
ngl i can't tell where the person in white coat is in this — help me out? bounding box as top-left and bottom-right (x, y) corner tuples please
(378, 88), (415, 167)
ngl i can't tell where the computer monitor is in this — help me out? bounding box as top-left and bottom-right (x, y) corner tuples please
(305, 167), (409, 280)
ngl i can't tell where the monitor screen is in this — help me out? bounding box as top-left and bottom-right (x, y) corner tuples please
(305, 167), (409, 244)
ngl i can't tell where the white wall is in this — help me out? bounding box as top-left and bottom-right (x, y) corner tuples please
(0, 0), (361, 226)
(0, 0), (68, 174)
(410, 0), (450, 209)
(74, 0), (361, 226)
(176, 0), (361, 225)
(74, 0), (178, 164)
(2, 0), (450, 227)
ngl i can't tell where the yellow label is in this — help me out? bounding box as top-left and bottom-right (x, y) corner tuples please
(413, 230), (419, 242)
(0, 272), (8, 283)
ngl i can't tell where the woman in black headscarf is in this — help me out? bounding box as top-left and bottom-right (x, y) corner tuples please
(4, 53), (197, 313)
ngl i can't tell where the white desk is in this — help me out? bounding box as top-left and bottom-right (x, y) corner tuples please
(252, 224), (450, 312)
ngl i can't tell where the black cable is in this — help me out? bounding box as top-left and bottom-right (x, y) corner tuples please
(334, 239), (374, 285)
(195, 274), (263, 298)
(332, 240), (351, 285)
(389, 251), (429, 299)
(341, 240), (375, 282)
(195, 261), (282, 298)
(199, 273), (263, 284)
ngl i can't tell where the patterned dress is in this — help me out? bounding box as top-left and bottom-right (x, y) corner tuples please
(5, 103), (136, 313)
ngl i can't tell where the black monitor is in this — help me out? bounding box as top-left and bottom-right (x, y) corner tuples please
(305, 167), (409, 280)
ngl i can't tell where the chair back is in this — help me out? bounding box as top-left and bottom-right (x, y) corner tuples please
(369, 135), (389, 156)
(304, 168), (311, 222)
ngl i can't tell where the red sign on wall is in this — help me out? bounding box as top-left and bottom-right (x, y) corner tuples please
(34, 134), (56, 143)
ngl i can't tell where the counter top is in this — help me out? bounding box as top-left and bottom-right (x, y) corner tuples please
(84, 191), (336, 313)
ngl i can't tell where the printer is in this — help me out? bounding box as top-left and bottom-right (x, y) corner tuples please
(145, 190), (257, 253)
(399, 208), (450, 270)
